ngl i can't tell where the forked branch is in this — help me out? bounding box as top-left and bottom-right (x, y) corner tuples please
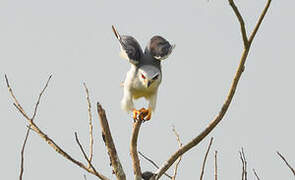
(6, 75), (51, 180)
(6, 75), (108, 180)
(239, 148), (247, 180)
(152, 1), (272, 179)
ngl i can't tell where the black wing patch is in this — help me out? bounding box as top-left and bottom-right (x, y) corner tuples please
(148, 36), (175, 60)
(112, 25), (143, 65)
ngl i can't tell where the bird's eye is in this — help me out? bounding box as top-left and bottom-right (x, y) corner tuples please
(141, 74), (146, 79)
(152, 74), (159, 80)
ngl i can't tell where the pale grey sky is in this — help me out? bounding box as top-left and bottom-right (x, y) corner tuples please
(1, 0), (294, 179)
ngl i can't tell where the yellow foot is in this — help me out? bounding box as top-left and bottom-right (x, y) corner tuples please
(139, 108), (152, 121)
(133, 108), (152, 121)
(133, 109), (139, 120)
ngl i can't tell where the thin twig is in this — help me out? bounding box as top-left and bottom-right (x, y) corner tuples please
(248, 0), (272, 45)
(6, 75), (108, 179)
(97, 102), (126, 180)
(32, 75), (52, 120)
(240, 152), (244, 180)
(214, 150), (218, 180)
(228, 0), (249, 48)
(242, 149), (247, 180)
(75, 132), (109, 180)
(277, 151), (295, 176)
(130, 118), (143, 180)
(252, 169), (261, 180)
(172, 126), (183, 180)
(138, 151), (172, 179)
(5, 75), (30, 120)
(139, 151), (160, 169)
(19, 127), (30, 180)
(239, 148), (247, 180)
(200, 137), (214, 180)
(83, 83), (94, 167)
(152, 1), (272, 178)
(172, 157), (182, 180)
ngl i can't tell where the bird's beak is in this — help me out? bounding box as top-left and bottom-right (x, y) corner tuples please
(171, 44), (176, 50)
(147, 80), (151, 88)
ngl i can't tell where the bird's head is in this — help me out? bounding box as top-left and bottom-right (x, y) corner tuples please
(138, 65), (162, 88)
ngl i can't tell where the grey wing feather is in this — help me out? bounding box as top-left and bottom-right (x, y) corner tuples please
(112, 25), (143, 64)
(147, 35), (175, 60)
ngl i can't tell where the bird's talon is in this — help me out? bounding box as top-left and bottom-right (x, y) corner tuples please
(142, 108), (152, 121)
(133, 108), (152, 121)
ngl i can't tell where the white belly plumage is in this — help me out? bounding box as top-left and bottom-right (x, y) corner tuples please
(121, 65), (161, 112)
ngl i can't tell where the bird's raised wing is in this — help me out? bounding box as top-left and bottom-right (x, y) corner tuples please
(146, 36), (175, 60)
(112, 25), (143, 65)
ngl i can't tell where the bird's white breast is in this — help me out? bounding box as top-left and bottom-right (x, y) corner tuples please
(124, 65), (161, 99)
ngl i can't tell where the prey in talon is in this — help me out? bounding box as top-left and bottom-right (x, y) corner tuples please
(112, 25), (175, 121)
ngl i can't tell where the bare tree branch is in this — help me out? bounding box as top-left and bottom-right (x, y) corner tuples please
(83, 83), (94, 167)
(214, 150), (218, 180)
(172, 126), (183, 180)
(6, 75), (108, 179)
(130, 118), (143, 180)
(139, 151), (160, 169)
(172, 154), (182, 180)
(172, 126), (183, 147)
(228, 0), (249, 48)
(248, 0), (272, 45)
(239, 148), (247, 180)
(75, 132), (109, 180)
(5, 74), (31, 120)
(32, 75), (52, 120)
(277, 151), (295, 176)
(19, 127), (30, 180)
(138, 151), (172, 179)
(97, 102), (126, 180)
(252, 169), (261, 180)
(200, 137), (214, 180)
(6, 75), (51, 180)
(152, 1), (272, 178)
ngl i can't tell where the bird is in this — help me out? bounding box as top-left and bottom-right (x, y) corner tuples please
(141, 171), (155, 180)
(112, 25), (175, 121)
